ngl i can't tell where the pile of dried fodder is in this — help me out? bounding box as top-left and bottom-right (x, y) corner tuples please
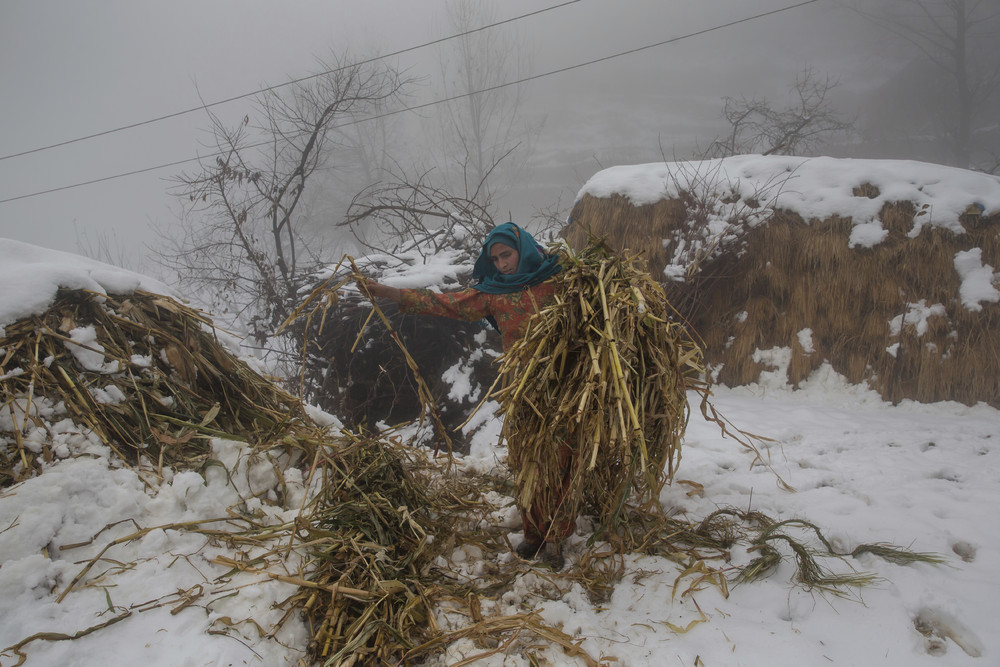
(0, 287), (593, 665)
(489, 240), (712, 545)
(282, 437), (595, 666)
(0, 288), (313, 487)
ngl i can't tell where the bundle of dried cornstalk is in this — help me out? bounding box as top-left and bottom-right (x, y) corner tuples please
(493, 241), (708, 540)
(268, 434), (441, 665)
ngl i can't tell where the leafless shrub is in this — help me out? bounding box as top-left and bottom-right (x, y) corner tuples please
(341, 167), (497, 261)
(704, 68), (855, 158)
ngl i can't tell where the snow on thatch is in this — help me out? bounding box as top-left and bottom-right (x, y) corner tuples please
(564, 155), (1000, 407)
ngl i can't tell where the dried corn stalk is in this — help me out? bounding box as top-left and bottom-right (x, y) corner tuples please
(494, 241), (707, 538)
(278, 434), (442, 665)
(0, 289), (311, 487)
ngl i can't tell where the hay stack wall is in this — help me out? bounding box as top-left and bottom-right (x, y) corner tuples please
(563, 156), (1000, 408)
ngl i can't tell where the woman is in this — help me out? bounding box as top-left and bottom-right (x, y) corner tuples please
(359, 222), (570, 569)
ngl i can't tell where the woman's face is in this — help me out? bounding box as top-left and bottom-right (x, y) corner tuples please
(489, 242), (520, 275)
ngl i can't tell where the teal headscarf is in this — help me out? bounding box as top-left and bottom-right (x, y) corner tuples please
(472, 222), (561, 295)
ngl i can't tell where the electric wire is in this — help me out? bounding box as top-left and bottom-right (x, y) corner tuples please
(0, 0), (819, 206)
(0, 0), (582, 163)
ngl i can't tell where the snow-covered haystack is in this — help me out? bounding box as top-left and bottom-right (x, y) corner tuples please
(564, 155), (1000, 408)
(0, 287), (312, 487)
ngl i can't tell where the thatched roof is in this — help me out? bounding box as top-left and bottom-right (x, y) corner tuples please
(563, 156), (1000, 407)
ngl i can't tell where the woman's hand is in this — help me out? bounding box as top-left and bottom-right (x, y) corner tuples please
(356, 276), (402, 303)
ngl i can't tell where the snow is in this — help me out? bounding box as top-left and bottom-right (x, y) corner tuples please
(319, 247), (475, 293)
(576, 156), (1000, 234)
(442, 358), (481, 404)
(3, 156), (1000, 665)
(848, 219), (889, 248)
(796, 327), (815, 354)
(954, 248), (1000, 311)
(0, 238), (176, 333)
(889, 301), (949, 338)
(0, 439), (309, 667)
(64, 325), (121, 375)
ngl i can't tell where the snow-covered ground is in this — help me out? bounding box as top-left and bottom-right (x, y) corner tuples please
(2, 155), (1000, 665)
(2, 367), (996, 666)
(441, 365), (997, 666)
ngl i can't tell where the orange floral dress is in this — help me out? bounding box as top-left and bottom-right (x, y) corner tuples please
(399, 280), (575, 546)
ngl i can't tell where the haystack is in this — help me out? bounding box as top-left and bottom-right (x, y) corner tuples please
(0, 288), (317, 487)
(564, 158), (1000, 407)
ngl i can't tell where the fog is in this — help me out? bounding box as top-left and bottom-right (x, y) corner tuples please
(0, 0), (995, 269)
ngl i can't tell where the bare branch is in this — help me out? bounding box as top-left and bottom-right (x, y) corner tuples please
(158, 53), (408, 345)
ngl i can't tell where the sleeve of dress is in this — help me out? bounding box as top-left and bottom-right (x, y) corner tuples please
(398, 287), (492, 322)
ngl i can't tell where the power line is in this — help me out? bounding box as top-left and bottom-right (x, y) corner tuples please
(0, 157), (199, 204)
(0, 0), (820, 206)
(341, 0), (823, 130)
(0, 0), (583, 163)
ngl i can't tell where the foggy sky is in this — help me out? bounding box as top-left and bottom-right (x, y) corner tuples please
(0, 0), (891, 267)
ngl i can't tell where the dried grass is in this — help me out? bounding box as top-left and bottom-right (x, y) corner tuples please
(0, 289), (310, 487)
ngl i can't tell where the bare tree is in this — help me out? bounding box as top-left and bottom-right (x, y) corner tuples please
(159, 54), (406, 345)
(853, 0), (1000, 168)
(704, 68), (855, 158)
(335, 2), (542, 264)
(431, 0), (539, 206)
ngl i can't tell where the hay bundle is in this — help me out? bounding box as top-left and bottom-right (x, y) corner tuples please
(494, 241), (706, 538)
(274, 434), (445, 665)
(0, 289), (309, 486)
